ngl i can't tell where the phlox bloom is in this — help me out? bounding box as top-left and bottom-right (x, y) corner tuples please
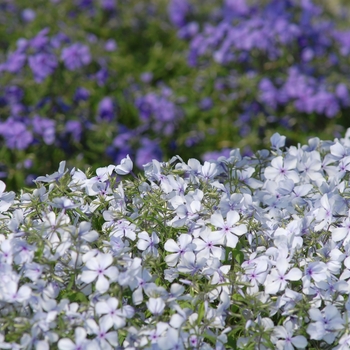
(210, 210), (247, 248)
(80, 253), (118, 293)
(115, 155), (133, 175)
(264, 156), (299, 183)
(58, 327), (92, 350)
(273, 321), (307, 350)
(307, 305), (344, 344)
(265, 259), (302, 294)
(147, 297), (166, 316)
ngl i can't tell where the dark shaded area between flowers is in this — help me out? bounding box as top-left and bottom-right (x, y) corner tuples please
(1, 0), (350, 192)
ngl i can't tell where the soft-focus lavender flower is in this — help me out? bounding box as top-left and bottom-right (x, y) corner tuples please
(28, 53), (58, 82)
(3, 52), (26, 73)
(61, 43), (91, 70)
(74, 87), (90, 102)
(100, 0), (116, 11)
(336, 83), (350, 107)
(21, 8), (36, 22)
(5, 86), (24, 107)
(32, 115), (56, 145)
(202, 148), (231, 162)
(136, 138), (162, 168)
(104, 39), (117, 52)
(198, 97), (213, 111)
(50, 32), (70, 49)
(65, 120), (82, 142)
(168, 0), (191, 28)
(140, 72), (153, 83)
(94, 67), (109, 86)
(30, 28), (50, 50)
(178, 21), (199, 39)
(97, 97), (115, 121)
(0, 119), (33, 150)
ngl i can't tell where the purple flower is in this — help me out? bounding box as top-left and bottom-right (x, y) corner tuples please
(61, 43), (91, 71)
(65, 121), (82, 142)
(113, 128), (134, 148)
(94, 67), (109, 86)
(50, 32), (70, 49)
(30, 28), (50, 50)
(336, 83), (350, 107)
(136, 138), (162, 168)
(168, 0), (191, 28)
(100, 0), (116, 11)
(199, 97), (213, 111)
(28, 53), (58, 82)
(74, 87), (90, 102)
(259, 78), (279, 109)
(5, 86), (23, 103)
(104, 39), (117, 52)
(312, 91), (339, 118)
(98, 97), (115, 121)
(202, 149), (231, 161)
(224, 0), (250, 19)
(0, 119), (33, 150)
(178, 22), (199, 40)
(135, 92), (181, 136)
(21, 9), (36, 22)
(140, 72), (153, 83)
(3, 52), (26, 74)
(334, 30), (350, 56)
(32, 115), (56, 145)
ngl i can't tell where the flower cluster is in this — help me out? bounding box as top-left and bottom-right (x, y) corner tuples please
(1, 0), (350, 191)
(172, 0), (350, 153)
(2, 130), (350, 348)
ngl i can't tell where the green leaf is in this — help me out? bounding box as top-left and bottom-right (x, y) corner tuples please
(197, 302), (205, 325)
(58, 290), (88, 303)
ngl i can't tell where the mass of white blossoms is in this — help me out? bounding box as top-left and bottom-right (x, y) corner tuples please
(3, 131), (350, 349)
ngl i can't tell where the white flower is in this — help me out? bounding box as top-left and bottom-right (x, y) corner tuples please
(58, 327), (92, 350)
(210, 210), (247, 248)
(307, 305), (344, 344)
(0, 180), (15, 212)
(80, 253), (118, 293)
(265, 259), (302, 295)
(35, 160), (67, 182)
(273, 320), (307, 349)
(164, 234), (195, 267)
(86, 318), (119, 350)
(192, 227), (224, 260)
(270, 132), (286, 149)
(95, 297), (126, 329)
(137, 231), (159, 257)
(3, 280), (31, 303)
(264, 156), (299, 183)
(147, 297), (165, 316)
(115, 154), (133, 175)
